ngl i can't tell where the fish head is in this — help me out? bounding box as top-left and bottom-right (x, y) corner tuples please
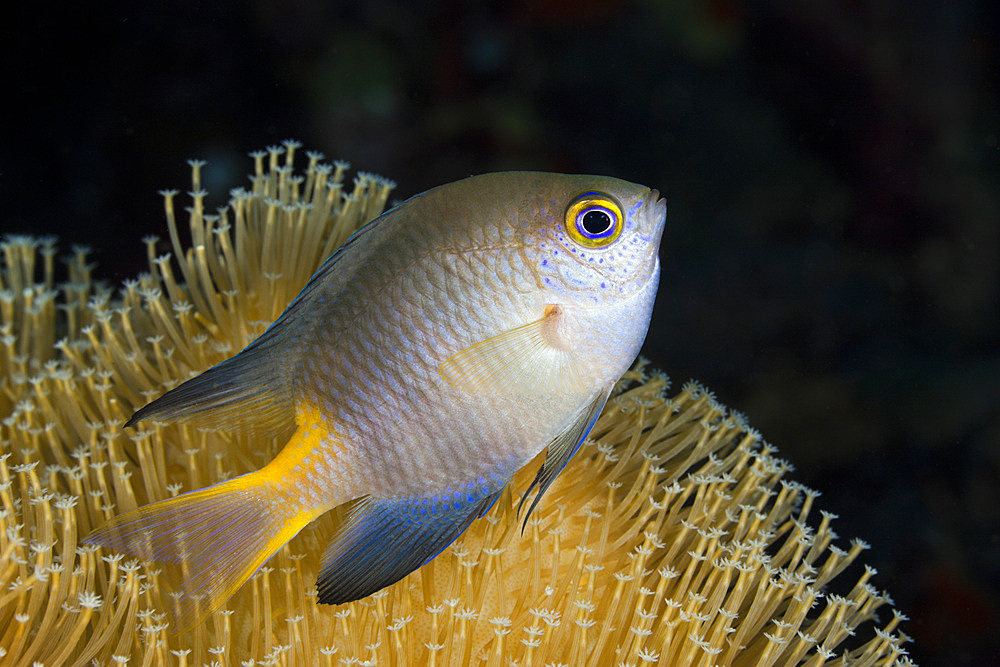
(526, 174), (665, 305)
(413, 171), (666, 389)
(409, 172), (665, 305)
(519, 173), (666, 384)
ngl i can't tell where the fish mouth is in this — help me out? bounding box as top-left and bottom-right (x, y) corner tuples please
(645, 188), (667, 245)
(581, 188), (664, 309)
(642, 188), (666, 291)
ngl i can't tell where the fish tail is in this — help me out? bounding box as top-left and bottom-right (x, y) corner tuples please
(85, 469), (322, 631)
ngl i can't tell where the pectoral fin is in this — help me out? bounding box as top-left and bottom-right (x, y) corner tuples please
(317, 486), (504, 605)
(518, 386), (612, 529)
(438, 306), (587, 394)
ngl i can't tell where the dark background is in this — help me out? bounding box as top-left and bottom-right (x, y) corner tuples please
(3, 1), (998, 663)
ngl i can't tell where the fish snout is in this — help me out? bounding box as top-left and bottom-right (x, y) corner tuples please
(644, 188), (667, 244)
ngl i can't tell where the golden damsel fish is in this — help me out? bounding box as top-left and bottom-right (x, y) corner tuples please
(86, 171), (666, 626)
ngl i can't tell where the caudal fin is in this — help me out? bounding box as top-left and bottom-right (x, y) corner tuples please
(85, 472), (319, 631)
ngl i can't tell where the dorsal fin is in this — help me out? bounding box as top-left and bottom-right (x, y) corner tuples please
(124, 207), (394, 436)
(125, 336), (295, 437)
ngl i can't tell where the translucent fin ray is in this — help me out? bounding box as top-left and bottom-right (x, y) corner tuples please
(518, 386), (611, 529)
(317, 487), (504, 605)
(438, 307), (587, 394)
(84, 472), (316, 631)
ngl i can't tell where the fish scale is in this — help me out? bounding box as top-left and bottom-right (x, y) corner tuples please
(86, 170), (666, 625)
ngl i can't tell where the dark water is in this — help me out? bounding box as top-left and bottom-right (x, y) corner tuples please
(4, 2), (999, 663)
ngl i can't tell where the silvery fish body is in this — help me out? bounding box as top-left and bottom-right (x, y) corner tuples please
(87, 171), (666, 626)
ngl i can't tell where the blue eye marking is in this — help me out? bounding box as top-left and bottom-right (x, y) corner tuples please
(575, 205), (617, 240)
(564, 192), (623, 248)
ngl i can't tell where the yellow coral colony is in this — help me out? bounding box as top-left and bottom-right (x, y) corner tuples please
(0, 143), (912, 666)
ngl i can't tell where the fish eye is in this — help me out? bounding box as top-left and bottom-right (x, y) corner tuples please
(564, 192), (623, 248)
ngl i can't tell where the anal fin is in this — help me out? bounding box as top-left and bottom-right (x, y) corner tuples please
(317, 485), (504, 605)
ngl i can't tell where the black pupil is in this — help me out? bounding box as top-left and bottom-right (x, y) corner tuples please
(581, 209), (612, 235)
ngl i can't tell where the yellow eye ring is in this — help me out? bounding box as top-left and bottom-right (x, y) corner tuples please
(564, 192), (624, 248)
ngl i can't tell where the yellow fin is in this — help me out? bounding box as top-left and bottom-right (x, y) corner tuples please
(84, 469), (320, 631)
(439, 306), (587, 394)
